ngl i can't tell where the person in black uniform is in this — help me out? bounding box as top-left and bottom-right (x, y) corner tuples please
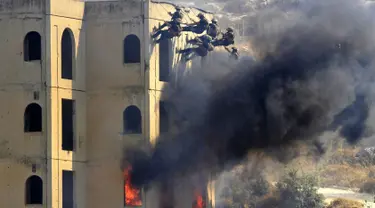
(225, 46), (239, 60)
(178, 34), (214, 61)
(152, 18), (183, 43)
(182, 13), (209, 34)
(157, 6), (184, 32)
(212, 27), (235, 47)
(207, 18), (220, 39)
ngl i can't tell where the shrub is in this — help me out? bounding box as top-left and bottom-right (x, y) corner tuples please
(359, 179), (375, 194)
(319, 164), (369, 188)
(327, 148), (358, 166)
(256, 195), (279, 208)
(275, 170), (325, 208)
(325, 198), (364, 208)
(222, 168), (325, 208)
(221, 166), (271, 208)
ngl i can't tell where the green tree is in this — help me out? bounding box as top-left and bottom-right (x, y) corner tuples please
(222, 167), (270, 208)
(276, 170), (325, 208)
(222, 168), (325, 208)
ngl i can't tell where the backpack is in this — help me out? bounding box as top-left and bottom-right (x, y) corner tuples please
(199, 17), (209, 28)
(169, 23), (182, 36)
(208, 23), (219, 37)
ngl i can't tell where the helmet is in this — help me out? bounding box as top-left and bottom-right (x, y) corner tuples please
(212, 18), (218, 24)
(174, 18), (182, 23)
(197, 13), (204, 18)
(227, 27), (234, 32)
(175, 6), (182, 10)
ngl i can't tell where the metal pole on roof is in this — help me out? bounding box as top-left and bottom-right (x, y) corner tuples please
(242, 19), (245, 37)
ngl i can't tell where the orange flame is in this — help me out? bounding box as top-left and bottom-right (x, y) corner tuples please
(124, 166), (142, 206)
(193, 190), (205, 208)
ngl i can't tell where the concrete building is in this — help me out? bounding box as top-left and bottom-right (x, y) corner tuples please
(0, 0), (214, 207)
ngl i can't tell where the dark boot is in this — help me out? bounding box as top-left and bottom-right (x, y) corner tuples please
(182, 26), (193, 32)
(152, 30), (162, 39)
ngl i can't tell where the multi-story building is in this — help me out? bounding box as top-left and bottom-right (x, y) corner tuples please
(0, 0), (215, 207)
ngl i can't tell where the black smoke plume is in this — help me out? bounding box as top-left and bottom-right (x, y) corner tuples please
(125, 0), (375, 188)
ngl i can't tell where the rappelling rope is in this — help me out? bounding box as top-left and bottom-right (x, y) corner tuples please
(156, 1), (194, 26)
(154, 1), (211, 81)
(182, 8), (198, 24)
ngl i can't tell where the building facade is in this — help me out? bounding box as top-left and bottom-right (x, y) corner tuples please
(0, 0), (214, 207)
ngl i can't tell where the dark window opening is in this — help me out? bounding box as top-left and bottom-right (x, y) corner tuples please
(159, 101), (169, 133)
(24, 103), (42, 132)
(62, 170), (74, 208)
(61, 29), (74, 80)
(159, 181), (174, 208)
(25, 175), (43, 204)
(159, 39), (171, 82)
(62, 99), (75, 151)
(24, 31), (41, 62)
(124, 34), (141, 64)
(123, 105), (142, 134)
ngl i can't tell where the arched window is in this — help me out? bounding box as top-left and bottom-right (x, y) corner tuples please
(24, 103), (42, 132)
(123, 106), (142, 134)
(124, 34), (141, 64)
(25, 175), (43, 204)
(24, 31), (41, 61)
(61, 28), (74, 80)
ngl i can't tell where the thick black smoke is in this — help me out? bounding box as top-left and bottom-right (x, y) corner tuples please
(329, 93), (371, 143)
(125, 0), (375, 188)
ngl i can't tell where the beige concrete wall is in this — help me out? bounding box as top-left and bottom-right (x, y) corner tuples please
(84, 0), (214, 207)
(146, 1), (215, 207)
(147, 2), (214, 92)
(48, 0), (84, 20)
(0, 0), (46, 14)
(0, 1), (47, 207)
(47, 0), (86, 207)
(146, 1), (214, 144)
(84, 0), (146, 207)
(0, 0), (215, 207)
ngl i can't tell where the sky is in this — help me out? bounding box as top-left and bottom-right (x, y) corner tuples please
(83, 0), (287, 19)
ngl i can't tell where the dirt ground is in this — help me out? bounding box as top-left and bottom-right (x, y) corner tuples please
(318, 187), (375, 207)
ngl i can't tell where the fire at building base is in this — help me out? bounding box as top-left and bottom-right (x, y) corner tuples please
(124, 167), (143, 206)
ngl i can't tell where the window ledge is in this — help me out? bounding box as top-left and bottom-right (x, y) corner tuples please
(24, 132), (43, 137)
(122, 134), (143, 138)
(61, 78), (74, 81)
(26, 204), (43, 208)
(24, 60), (41, 63)
(62, 150), (75, 154)
(122, 132), (143, 135)
(121, 134), (145, 145)
(123, 63), (141, 69)
(123, 62), (141, 65)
